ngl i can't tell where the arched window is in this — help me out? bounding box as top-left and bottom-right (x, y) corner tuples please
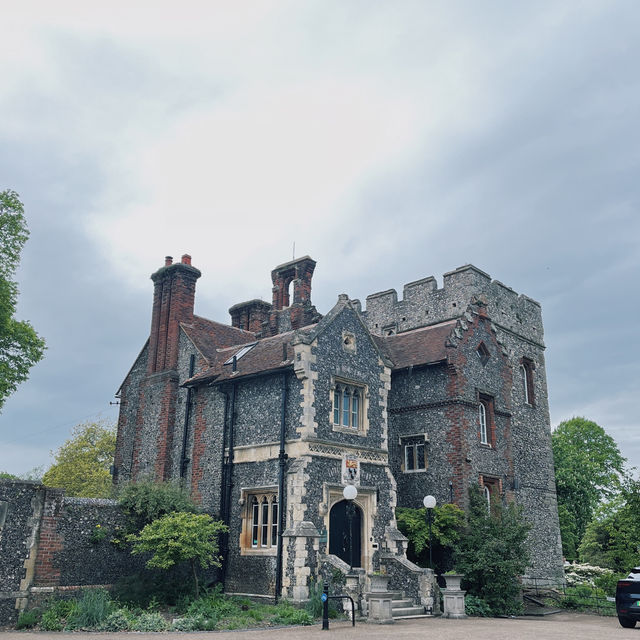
(332, 380), (365, 430)
(478, 402), (488, 445)
(483, 485), (491, 511)
(520, 358), (535, 405)
(246, 491), (279, 553)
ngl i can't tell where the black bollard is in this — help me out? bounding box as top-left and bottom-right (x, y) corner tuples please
(322, 581), (329, 630)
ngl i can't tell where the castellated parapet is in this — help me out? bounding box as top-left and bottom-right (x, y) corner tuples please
(362, 264), (543, 345)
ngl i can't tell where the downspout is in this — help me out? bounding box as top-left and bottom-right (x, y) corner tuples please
(179, 354), (196, 480)
(274, 370), (289, 603)
(221, 382), (237, 590)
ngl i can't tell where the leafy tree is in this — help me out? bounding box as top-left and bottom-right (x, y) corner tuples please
(0, 189), (46, 410)
(396, 503), (465, 571)
(455, 486), (531, 615)
(0, 471), (19, 480)
(128, 512), (228, 597)
(579, 475), (640, 571)
(552, 417), (625, 560)
(117, 480), (199, 533)
(42, 421), (116, 497)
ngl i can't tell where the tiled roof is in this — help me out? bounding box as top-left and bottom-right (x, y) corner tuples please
(377, 320), (456, 369)
(180, 315), (256, 364)
(186, 325), (317, 385)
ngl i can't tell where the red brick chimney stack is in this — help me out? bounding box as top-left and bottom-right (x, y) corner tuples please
(147, 253), (201, 374)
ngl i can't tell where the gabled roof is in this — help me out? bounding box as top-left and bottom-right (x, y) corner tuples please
(180, 315), (256, 365)
(185, 325), (317, 386)
(376, 320), (456, 370)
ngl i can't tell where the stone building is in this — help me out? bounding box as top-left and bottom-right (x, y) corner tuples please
(113, 254), (564, 602)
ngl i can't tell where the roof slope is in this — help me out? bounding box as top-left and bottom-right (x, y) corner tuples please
(186, 325), (317, 386)
(180, 315), (256, 364)
(376, 320), (456, 369)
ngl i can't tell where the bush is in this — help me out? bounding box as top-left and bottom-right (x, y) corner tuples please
(130, 611), (168, 631)
(272, 602), (314, 626)
(455, 486), (530, 616)
(464, 595), (492, 617)
(113, 568), (193, 607)
(39, 598), (77, 631)
(66, 589), (111, 629)
(40, 609), (64, 632)
(98, 608), (132, 631)
(593, 571), (626, 597)
(305, 580), (338, 618)
(16, 609), (40, 629)
(128, 511), (228, 597)
(117, 480), (199, 533)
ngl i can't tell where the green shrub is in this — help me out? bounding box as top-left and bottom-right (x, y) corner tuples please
(98, 608), (132, 631)
(305, 580), (337, 618)
(113, 567), (193, 607)
(464, 595), (492, 617)
(66, 589), (112, 628)
(16, 609), (40, 629)
(455, 486), (530, 616)
(117, 480), (199, 533)
(130, 611), (168, 631)
(40, 609), (64, 632)
(594, 570), (627, 597)
(272, 602), (313, 625)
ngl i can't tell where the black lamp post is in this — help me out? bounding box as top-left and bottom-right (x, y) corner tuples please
(343, 484), (358, 570)
(423, 494), (436, 569)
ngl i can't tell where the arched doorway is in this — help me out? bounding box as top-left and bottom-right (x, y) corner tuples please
(329, 499), (362, 567)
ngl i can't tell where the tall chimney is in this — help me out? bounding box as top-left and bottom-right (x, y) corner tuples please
(147, 254), (201, 374)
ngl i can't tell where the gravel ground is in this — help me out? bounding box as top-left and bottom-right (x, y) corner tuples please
(0, 612), (636, 640)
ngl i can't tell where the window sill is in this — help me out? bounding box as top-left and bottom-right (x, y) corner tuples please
(332, 425), (365, 436)
(479, 443), (493, 450)
(240, 547), (277, 557)
(403, 468), (427, 474)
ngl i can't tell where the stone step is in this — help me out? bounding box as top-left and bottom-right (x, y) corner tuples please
(391, 599), (415, 609)
(393, 614), (435, 620)
(391, 606), (425, 617)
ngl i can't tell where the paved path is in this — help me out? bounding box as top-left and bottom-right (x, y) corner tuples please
(0, 612), (636, 640)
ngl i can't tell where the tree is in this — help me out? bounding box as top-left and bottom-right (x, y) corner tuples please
(396, 503), (465, 571)
(42, 421), (116, 497)
(552, 417), (626, 560)
(579, 475), (640, 571)
(128, 512), (228, 597)
(0, 190), (46, 410)
(455, 486), (531, 615)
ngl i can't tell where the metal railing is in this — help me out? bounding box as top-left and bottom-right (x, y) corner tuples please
(524, 576), (616, 616)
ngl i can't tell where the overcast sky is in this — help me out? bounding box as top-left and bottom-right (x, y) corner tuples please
(1, 1), (638, 476)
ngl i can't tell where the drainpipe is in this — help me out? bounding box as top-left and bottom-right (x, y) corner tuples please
(274, 371), (289, 603)
(221, 383), (237, 589)
(179, 354), (196, 479)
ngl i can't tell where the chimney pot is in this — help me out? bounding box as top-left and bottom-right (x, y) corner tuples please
(182, 254), (192, 265)
(165, 256), (173, 266)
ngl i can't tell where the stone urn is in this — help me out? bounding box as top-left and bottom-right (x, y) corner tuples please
(443, 573), (463, 591)
(369, 573), (390, 593)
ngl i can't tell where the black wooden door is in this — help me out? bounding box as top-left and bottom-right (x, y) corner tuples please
(329, 499), (362, 567)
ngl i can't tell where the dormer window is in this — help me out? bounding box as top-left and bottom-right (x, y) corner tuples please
(224, 342), (257, 365)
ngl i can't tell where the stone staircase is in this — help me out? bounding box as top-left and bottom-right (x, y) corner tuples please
(365, 590), (429, 619)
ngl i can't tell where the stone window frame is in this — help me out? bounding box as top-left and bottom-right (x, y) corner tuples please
(477, 393), (496, 448)
(520, 357), (535, 406)
(239, 486), (279, 556)
(330, 376), (369, 436)
(399, 433), (428, 473)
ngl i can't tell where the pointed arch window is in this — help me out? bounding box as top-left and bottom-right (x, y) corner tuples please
(332, 379), (366, 430)
(244, 489), (279, 554)
(478, 402), (488, 445)
(520, 358), (535, 406)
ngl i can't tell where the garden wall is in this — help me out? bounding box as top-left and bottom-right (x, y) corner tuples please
(0, 480), (143, 627)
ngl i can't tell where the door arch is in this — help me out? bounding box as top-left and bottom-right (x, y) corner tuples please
(329, 499), (362, 567)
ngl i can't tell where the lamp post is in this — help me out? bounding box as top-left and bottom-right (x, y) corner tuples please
(343, 484), (358, 570)
(423, 495), (436, 569)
